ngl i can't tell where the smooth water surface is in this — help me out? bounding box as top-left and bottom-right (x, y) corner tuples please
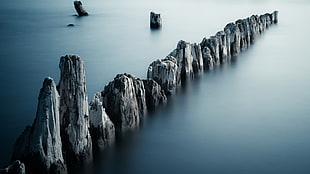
(0, 0), (310, 173)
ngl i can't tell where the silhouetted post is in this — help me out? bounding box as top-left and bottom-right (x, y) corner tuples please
(150, 12), (162, 29)
(74, 1), (88, 16)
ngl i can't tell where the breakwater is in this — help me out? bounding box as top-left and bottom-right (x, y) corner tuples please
(1, 11), (278, 174)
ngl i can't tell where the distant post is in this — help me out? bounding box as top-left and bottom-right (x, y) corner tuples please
(272, 11), (279, 23)
(150, 12), (162, 29)
(74, 1), (89, 16)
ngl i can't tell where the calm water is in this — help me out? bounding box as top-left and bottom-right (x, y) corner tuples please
(1, 0), (310, 173)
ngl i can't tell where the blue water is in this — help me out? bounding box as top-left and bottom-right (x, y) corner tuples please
(1, 0), (310, 173)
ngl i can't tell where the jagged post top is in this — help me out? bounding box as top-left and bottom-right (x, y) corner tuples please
(115, 73), (139, 80)
(105, 73), (141, 91)
(176, 40), (189, 49)
(59, 54), (84, 70)
(59, 54), (86, 86)
(40, 77), (57, 96)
